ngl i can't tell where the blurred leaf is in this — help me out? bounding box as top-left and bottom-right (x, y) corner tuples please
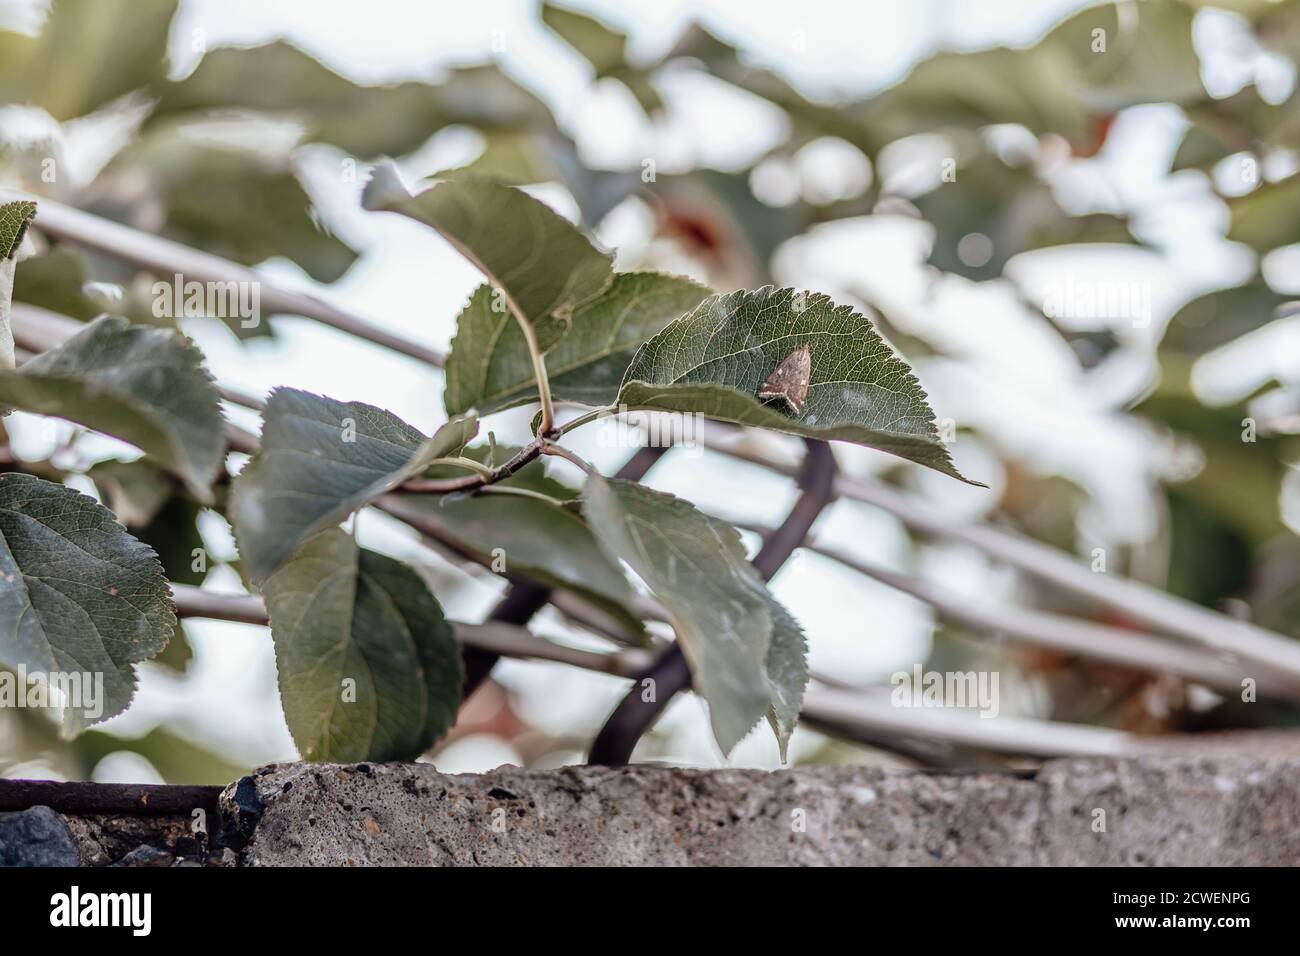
(230, 387), (477, 582)
(1162, 281), (1297, 355)
(618, 286), (975, 483)
(1138, 367), (1291, 544)
(542, 2), (661, 113)
(0, 316), (224, 501)
(155, 42), (554, 158)
(364, 169), (613, 351)
(869, 1), (1201, 147)
(1041, 1), (1203, 113)
(1164, 488), (1252, 608)
(76, 726), (245, 784)
(666, 2), (1201, 156)
(95, 129), (358, 285)
(134, 495), (207, 588)
(1249, 536), (1300, 639)
(436, 130), (636, 225)
(911, 149), (1133, 281)
(543, 3), (628, 77)
(444, 271), (709, 416)
(0, 0), (176, 121)
(584, 476), (805, 754)
(262, 528), (462, 762)
(1173, 86), (1300, 172)
(654, 170), (805, 286)
(11, 247), (107, 322)
(1172, 122), (1236, 173)
(0, 473), (175, 734)
(89, 458), (173, 526)
(1228, 172), (1300, 252)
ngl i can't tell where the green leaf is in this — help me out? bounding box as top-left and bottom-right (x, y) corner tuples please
(96, 129), (358, 285)
(1, 200), (38, 372)
(761, 597), (808, 761)
(542, 3), (628, 77)
(584, 476), (805, 754)
(10, 247), (111, 323)
(230, 388), (477, 582)
(0, 473), (175, 734)
(155, 43), (555, 160)
(262, 528), (462, 762)
(617, 286), (977, 484)
(431, 129), (636, 226)
(89, 458), (174, 527)
(444, 272), (710, 416)
(1228, 173), (1300, 253)
(392, 449), (646, 640)
(0, 0), (177, 121)
(363, 169), (614, 352)
(0, 316), (225, 501)
(911, 148), (1134, 282)
(541, 3), (662, 113)
(1163, 282), (1297, 355)
(0, 201), (36, 261)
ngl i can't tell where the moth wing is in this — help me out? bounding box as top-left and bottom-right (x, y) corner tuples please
(758, 344), (811, 413)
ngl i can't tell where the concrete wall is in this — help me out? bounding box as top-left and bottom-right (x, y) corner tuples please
(3, 755), (1298, 866)
(226, 757), (1300, 866)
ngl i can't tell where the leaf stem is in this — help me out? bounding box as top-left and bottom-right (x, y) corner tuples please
(541, 443), (596, 474)
(554, 403), (621, 437)
(425, 456), (495, 479)
(516, 316), (558, 438)
(475, 484), (570, 507)
(0, 190), (446, 368)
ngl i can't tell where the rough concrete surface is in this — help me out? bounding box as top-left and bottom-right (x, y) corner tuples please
(223, 756), (1300, 866)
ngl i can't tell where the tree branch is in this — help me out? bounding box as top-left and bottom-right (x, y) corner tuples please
(0, 190), (444, 368)
(753, 528), (1294, 699)
(704, 427), (1300, 683)
(169, 584), (651, 676)
(168, 582), (1155, 759)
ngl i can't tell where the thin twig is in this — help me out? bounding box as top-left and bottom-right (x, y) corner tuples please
(168, 584), (649, 675)
(0, 779), (222, 815)
(804, 686), (1137, 759)
(399, 439), (546, 494)
(0, 190), (445, 367)
(167, 581), (1155, 758)
(744, 526), (1291, 699)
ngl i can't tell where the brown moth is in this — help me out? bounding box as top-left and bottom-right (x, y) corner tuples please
(757, 343), (812, 414)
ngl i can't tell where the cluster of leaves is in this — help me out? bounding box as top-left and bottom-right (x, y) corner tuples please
(0, 175), (963, 759)
(4, 0), (1300, 767)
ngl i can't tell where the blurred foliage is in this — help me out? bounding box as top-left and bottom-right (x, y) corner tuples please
(2, 0), (1300, 773)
